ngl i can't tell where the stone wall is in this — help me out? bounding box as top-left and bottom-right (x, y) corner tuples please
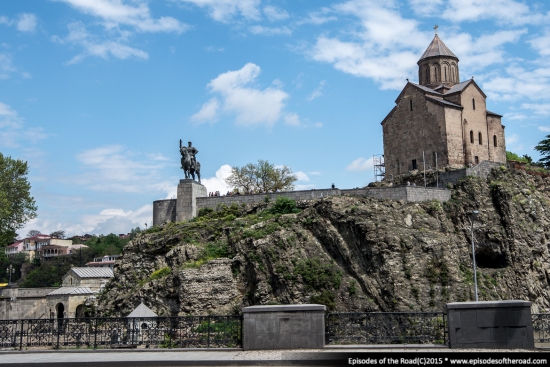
(440, 161), (504, 187)
(196, 187), (451, 212)
(153, 199), (176, 226)
(0, 287), (58, 320)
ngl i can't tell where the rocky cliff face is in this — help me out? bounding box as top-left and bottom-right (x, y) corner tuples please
(97, 167), (550, 316)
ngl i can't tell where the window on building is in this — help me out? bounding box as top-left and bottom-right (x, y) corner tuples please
(475, 156), (479, 164)
(493, 135), (497, 147)
(409, 100), (413, 111)
(478, 132), (482, 145)
(470, 130), (474, 144)
(472, 98), (476, 110)
(412, 159), (417, 170)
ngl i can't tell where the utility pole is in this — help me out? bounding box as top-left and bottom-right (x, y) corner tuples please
(423, 151), (426, 188)
(469, 211), (480, 301)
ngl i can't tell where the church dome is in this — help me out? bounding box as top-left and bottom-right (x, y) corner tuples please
(417, 33), (460, 89)
(418, 34), (458, 62)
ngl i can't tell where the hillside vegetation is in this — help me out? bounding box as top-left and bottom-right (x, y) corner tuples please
(97, 167), (550, 316)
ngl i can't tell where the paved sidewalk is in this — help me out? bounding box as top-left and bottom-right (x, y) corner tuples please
(0, 347), (545, 367)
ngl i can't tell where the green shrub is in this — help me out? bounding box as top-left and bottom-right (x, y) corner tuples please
(269, 197), (300, 215)
(310, 291), (336, 311)
(198, 207), (214, 217)
(150, 266), (171, 280)
(294, 257), (342, 291)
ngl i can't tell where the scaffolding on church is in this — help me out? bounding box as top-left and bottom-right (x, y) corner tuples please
(373, 155), (385, 182)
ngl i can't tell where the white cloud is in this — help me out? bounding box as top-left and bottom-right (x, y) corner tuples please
(196, 63), (289, 126)
(90, 204), (152, 234)
(249, 25), (291, 36)
(16, 13), (37, 32)
(283, 113), (301, 126)
(522, 103), (550, 116)
(529, 31), (550, 56)
(296, 8), (336, 25)
(506, 133), (519, 144)
(263, 5), (289, 22)
(307, 80), (325, 101)
(74, 145), (174, 195)
(0, 53), (16, 79)
(408, 0), (443, 16)
(346, 157), (374, 172)
(294, 171), (310, 182)
(538, 126), (550, 132)
(56, 0), (187, 33)
(192, 97), (220, 123)
(307, 1), (527, 90)
(0, 101), (48, 148)
(205, 46), (224, 52)
(202, 164), (232, 194)
(439, 0), (549, 26)
(52, 22), (149, 64)
(178, 0), (261, 23)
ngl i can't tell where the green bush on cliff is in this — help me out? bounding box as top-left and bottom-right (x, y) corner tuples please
(150, 266), (171, 280)
(268, 197), (300, 215)
(294, 257), (342, 291)
(182, 242), (231, 268)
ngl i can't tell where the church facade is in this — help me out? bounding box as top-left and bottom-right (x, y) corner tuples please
(381, 34), (506, 177)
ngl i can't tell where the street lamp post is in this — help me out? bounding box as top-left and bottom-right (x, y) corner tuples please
(469, 211), (480, 301)
(6, 265), (15, 286)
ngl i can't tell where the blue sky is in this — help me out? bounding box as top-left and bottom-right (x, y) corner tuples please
(1, 0), (549, 237)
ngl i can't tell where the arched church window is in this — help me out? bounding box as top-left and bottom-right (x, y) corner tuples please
(472, 98), (476, 110)
(493, 135), (497, 147)
(409, 100), (413, 111)
(478, 132), (482, 145)
(470, 131), (474, 144)
(424, 67), (429, 84)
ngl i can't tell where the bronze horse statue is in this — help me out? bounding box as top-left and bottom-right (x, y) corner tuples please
(180, 142), (201, 183)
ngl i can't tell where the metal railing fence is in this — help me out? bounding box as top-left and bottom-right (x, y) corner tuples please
(532, 314), (550, 343)
(0, 315), (242, 350)
(326, 312), (448, 345)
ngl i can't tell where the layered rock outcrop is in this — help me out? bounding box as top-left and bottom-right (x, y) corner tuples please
(97, 167), (550, 316)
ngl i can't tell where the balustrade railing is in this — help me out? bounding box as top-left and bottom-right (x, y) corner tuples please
(326, 312), (448, 345)
(0, 316), (242, 350)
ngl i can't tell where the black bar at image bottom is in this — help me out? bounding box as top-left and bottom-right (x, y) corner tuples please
(281, 352), (550, 367)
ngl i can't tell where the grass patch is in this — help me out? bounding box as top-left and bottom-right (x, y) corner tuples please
(294, 257), (342, 291)
(150, 266), (171, 280)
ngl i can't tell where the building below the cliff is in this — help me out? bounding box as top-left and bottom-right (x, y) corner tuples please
(0, 267), (113, 320)
(381, 32), (506, 177)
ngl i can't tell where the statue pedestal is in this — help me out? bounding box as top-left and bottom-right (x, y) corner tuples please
(176, 179), (207, 222)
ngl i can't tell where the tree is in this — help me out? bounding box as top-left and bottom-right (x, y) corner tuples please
(27, 230), (41, 238)
(0, 153), (37, 246)
(225, 160), (297, 194)
(535, 135), (550, 168)
(50, 230), (65, 239)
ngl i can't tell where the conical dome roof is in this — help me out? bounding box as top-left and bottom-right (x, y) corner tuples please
(419, 35), (458, 61)
(127, 302), (158, 318)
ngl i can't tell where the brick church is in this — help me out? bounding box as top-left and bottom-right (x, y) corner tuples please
(381, 32), (506, 177)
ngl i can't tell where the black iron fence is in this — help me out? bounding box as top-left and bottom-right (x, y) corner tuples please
(532, 314), (550, 343)
(326, 312), (448, 345)
(0, 316), (242, 350)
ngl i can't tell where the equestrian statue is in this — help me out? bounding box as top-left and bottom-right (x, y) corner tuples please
(180, 139), (201, 183)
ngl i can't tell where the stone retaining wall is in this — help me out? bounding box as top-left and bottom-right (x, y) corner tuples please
(440, 160), (504, 187)
(196, 186), (451, 211)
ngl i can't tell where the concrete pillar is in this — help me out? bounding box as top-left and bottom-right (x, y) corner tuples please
(152, 199), (177, 226)
(243, 304), (325, 350)
(176, 179), (207, 222)
(447, 300), (534, 349)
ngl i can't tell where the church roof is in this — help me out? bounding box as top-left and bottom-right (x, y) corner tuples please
(486, 110), (503, 117)
(425, 95), (463, 109)
(70, 267), (114, 278)
(419, 35), (458, 61)
(47, 287), (94, 296)
(127, 302), (158, 318)
(445, 80), (471, 94)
